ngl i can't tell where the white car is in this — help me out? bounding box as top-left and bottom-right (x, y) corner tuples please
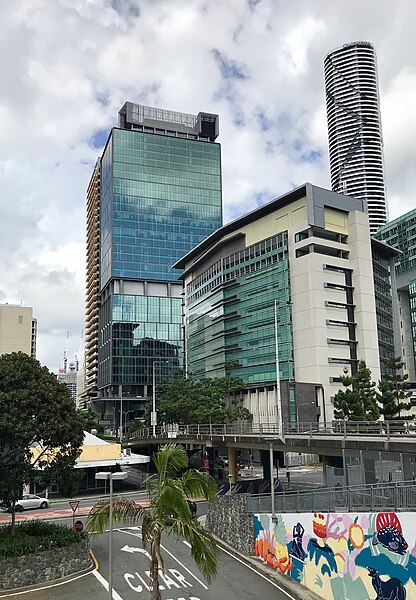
(14, 494), (50, 512)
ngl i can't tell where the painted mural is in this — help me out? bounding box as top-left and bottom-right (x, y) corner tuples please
(254, 511), (416, 599)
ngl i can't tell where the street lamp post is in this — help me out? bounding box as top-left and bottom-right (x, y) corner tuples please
(274, 300), (283, 439)
(95, 471), (128, 600)
(118, 385), (123, 443)
(269, 441), (275, 520)
(152, 360), (169, 437)
(123, 410), (134, 433)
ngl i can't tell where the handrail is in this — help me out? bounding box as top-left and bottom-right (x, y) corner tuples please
(250, 478), (416, 498)
(126, 420), (416, 441)
(246, 479), (416, 514)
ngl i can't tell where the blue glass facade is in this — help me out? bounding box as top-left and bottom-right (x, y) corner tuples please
(100, 128), (222, 289)
(187, 232), (294, 385)
(99, 294), (183, 388)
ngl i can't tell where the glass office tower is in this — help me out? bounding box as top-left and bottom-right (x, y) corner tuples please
(96, 103), (222, 424)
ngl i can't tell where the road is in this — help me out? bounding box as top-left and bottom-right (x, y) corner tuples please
(0, 509), (303, 600)
(237, 463), (324, 490)
(0, 491), (149, 525)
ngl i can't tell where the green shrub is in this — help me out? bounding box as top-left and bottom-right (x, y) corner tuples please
(0, 520), (87, 560)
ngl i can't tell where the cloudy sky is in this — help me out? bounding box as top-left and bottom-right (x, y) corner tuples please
(1, 0), (415, 372)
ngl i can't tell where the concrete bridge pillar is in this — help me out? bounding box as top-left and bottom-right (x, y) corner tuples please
(205, 446), (215, 477)
(261, 449), (271, 481)
(261, 449), (284, 484)
(227, 447), (237, 484)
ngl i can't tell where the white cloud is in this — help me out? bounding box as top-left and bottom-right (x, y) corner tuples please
(0, 0), (414, 371)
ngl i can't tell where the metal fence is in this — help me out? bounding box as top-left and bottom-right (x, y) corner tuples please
(246, 480), (416, 514)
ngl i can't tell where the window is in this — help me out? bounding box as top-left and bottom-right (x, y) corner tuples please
(328, 357), (353, 364)
(326, 319), (350, 327)
(295, 231), (309, 242)
(323, 264), (348, 274)
(325, 301), (350, 309)
(18, 315), (23, 324)
(327, 338), (352, 346)
(324, 283), (349, 291)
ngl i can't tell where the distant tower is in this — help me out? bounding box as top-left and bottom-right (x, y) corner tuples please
(324, 41), (388, 234)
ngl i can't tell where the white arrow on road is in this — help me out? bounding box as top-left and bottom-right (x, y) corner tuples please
(121, 545), (151, 559)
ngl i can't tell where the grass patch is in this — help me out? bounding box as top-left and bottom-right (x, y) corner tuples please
(0, 520), (87, 560)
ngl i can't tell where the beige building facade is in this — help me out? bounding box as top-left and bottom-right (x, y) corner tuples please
(0, 304), (37, 358)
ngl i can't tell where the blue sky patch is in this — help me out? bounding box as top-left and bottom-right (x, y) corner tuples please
(91, 129), (109, 149)
(211, 48), (249, 81)
(301, 149), (323, 163)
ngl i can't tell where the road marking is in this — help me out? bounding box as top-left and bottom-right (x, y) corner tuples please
(121, 545), (152, 558)
(0, 570), (93, 597)
(90, 548), (99, 570)
(159, 541), (209, 590)
(119, 529), (209, 590)
(183, 541), (191, 548)
(218, 545), (297, 600)
(93, 569), (124, 600)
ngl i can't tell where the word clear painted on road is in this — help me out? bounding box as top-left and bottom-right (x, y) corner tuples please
(123, 545), (203, 599)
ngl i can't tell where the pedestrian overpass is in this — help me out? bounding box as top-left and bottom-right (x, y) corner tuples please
(126, 420), (416, 487)
(126, 420), (416, 456)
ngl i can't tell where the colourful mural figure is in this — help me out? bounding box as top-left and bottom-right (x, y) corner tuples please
(288, 522), (307, 583)
(372, 513), (408, 555)
(254, 515), (293, 574)
(367, 567), (406, 600)
(254, 511), (416, 600)
(289, 523), (307, 562)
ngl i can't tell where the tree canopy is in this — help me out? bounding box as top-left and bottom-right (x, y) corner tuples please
(152, 372), (252, 425)
(379, 356), (413, 420)
(333, 360), (380, 421)
(0, 352), (85, 524)
(334, 358), (415, 423)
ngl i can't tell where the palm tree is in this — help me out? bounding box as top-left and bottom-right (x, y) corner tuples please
(86, 443), (218, 600)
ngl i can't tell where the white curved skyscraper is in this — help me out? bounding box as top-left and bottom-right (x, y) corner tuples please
(324, 41), (388, 234)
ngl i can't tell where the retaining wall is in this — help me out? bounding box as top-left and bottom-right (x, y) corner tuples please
(0, 539), (91, 591)
(206, 494), (254, 555)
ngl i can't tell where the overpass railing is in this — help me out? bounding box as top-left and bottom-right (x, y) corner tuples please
(247, 480), (416, 513)
(127, 420), (416, 441)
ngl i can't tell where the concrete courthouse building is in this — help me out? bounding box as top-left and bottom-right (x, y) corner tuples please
(175, 183), (396, 424)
